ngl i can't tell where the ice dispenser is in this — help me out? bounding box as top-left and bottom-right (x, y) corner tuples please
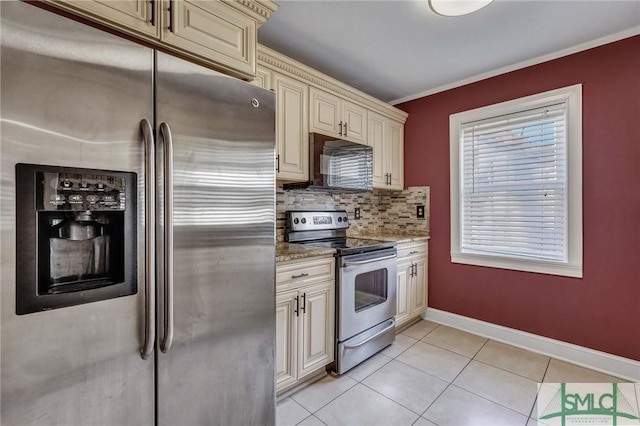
(15, 164), (137, 314)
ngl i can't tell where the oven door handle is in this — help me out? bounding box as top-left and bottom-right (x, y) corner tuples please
(343, 254), (397, 267)
(343, 320), (395, 350)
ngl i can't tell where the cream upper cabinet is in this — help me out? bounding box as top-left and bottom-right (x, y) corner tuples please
(387, 119), (404, 190)
(273, 72), (309, 181)
(395, 241), (428, 329)
(41, 0), (278, 80)
(250, 65), (273, 90)
(309, 87), (367, 144)
(341, 101), (367, 144)
(309, 88), (341, 136)
(258, 45), (407, 185)
(251, 66), (316, 182)
(41, 0), (160, 38)
(369, 112), (404, 190)
(162, 0), (257, 78)
(368, 111), (387, 188)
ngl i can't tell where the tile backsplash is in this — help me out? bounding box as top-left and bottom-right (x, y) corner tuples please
(276, 186), (429, 240)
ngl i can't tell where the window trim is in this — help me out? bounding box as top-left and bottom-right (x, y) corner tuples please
(450, 84), (583, 278)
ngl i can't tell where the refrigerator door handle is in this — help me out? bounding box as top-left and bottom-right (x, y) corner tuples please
(140, 119), (156, 360)
(159, 122), (175, 353)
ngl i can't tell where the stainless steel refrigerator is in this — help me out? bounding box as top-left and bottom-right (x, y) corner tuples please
(0, 2), (276, 425)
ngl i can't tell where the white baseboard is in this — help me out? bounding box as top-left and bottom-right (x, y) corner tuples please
(422, 308), (640, 382)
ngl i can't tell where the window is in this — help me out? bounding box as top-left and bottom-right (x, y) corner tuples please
(450, 85), (582, 277)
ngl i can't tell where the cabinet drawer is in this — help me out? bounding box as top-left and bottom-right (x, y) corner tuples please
(397, 241), (428, 260)
(276, 256), (335, 289)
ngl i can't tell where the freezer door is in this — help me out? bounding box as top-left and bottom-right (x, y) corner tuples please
(155, 52), (276, 425)
(0, 2), (154, 425)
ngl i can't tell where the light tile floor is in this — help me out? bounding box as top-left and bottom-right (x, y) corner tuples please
(277, 320), (637, 426)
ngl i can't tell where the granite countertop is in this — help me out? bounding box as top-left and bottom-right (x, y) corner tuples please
(276, 233), (429, 262)
(276, 242), (336, 263)
(348, 232), (430, 244)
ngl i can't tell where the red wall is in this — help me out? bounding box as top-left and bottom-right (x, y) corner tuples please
(399, 36), (640, 361)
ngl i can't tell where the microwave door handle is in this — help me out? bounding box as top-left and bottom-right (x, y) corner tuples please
(343, 254), (397, 267)
(159, 122), (174, 353)
(140, 119), (156, 360)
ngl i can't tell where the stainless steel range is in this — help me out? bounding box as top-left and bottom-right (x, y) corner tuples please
(286, 210), (397, 374)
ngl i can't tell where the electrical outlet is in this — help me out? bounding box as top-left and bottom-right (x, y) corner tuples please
(416, 205), (425, 219)
(354, 207), (361, 220)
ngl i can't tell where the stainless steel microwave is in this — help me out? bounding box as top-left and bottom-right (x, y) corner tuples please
(283, 133), (373, 192)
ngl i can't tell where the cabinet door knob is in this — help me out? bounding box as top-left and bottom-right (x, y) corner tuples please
(339, 121), (343, 136)
(294, 295), (299, 317)
(291, 272), (309, 279)
(301, 293), (307, 314)
(344, 122), (347, 137)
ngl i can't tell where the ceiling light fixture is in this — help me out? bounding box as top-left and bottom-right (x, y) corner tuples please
(429, 0), (494, 16)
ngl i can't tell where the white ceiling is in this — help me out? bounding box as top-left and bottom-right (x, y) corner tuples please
(258, 0), (640, 104)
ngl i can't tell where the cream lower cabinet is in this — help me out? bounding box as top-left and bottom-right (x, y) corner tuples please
(395, 259), (411, 326)
(368, 111), (404, 190)
(276, 257), (335, 394)
(395, 241), (428, 328)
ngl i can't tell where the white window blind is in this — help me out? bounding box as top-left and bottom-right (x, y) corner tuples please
(460, 103), (568, 262)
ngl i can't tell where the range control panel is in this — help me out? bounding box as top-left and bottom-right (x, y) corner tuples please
(286, 210), (349, 232)
(35, 171), (127, 211)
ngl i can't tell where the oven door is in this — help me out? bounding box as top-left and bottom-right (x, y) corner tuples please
(337, 248), (397, 342)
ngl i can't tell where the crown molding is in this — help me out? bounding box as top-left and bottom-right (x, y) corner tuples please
(225, 0), (279, 25)
(258, 44), (408, 123)
(391, 27), (640, 105)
